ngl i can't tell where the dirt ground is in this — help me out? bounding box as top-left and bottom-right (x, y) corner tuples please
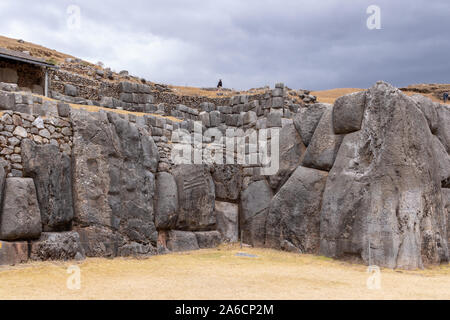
(0, 245), (448, 300)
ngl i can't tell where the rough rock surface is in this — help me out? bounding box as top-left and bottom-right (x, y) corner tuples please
(302, 106), (344, 171)
(240, 180), (273, 246)
(268, 123), (306, 190)
(21, 139), (74, 231)
(211, 165), (242, 200)
(172, 164), (216, 231)
(0, 241), (28, 265)
(436, 104), (450, 153)
(266, 166), (328, 253)
(195, 231), (222, 248)
(442, 188), (450, 245)
(333, 91), (366, 134)
(293, 103), (329, 146)
(71, 110), (159, 254)
(155, 172), (178, 229)
(319, 82), (449, 269)
(166, 230), (199, 252)
(215, 201), (239, 242)
(0, 162), (5, 209)
(410, 94), (439, 134)
(30, 231), (85, 261)
(76, 225), (125, 258)
(442, 189), (450, 244)
(0, 178), (41, 240)
(431, 135), (450, 188)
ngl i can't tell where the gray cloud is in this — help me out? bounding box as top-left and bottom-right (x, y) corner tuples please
(0, 0), (449, 90)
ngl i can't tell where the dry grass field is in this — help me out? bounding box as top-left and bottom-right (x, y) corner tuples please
(0, 245), (448, 300)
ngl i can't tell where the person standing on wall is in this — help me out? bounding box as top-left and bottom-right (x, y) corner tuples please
(444, 92), (449, 103)
(217, 79), (223, 89)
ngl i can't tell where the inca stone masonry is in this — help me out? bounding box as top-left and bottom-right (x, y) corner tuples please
(0, 78), (448, 270)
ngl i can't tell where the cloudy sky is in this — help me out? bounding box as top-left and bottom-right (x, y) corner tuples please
(0, 0), (449, 90)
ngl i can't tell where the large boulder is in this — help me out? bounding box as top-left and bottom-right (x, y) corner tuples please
(166, 230), (199, 252)
(301, 107), (344, 171)
(0, 162), (5, 209)
(21, 140), (74, 231)
(0, 178), (41, 240)
(195, 231), (222, 249)
(293, 103), (329, 146)
(71, 110), (159, 254)
(319, 82), (449, 269)
(172, 164), (216, 231)
(30, 231), (85, 261)
(155, 172), (178, 229)
(240, 180), (273, 246)
(75, 225), (125, 258)
(211, 165), (242, 201)
(436, 104), (450, 153)
(0, 241), (28, 266)
(215, 201), (239, 242)
(265, 166), (328, 253)
(268, 123), (306, 190)
(410, 94), (439, 134)
(442, 189), (450, 244)
(431, 136), (450, 188)
(333, 91), (366, 134)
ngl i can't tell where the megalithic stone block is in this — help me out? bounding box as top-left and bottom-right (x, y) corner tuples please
(0, 178), (42, 241)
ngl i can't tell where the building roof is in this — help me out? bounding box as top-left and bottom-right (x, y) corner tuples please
(0, 47), (58, 69)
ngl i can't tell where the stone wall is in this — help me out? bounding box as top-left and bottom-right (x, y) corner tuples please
(0, 80), (448, 270)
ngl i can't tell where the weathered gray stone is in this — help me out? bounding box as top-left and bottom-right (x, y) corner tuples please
(215, 201), (239, 242)
(267, 112), (282, 128)
(0, 241), (28, 265)
(166, 230), (199, 252)
(57, 102), (71, 118)
(211, 165), (242, 201)
(71, 110), (159, 248)
(266, 166), (328, 253)
(199, 112), (210, 127)
(431, 136), (450, 187)
(155, 172), (178, 229)
(0, 178), (41, 240)
(30, 231), (85, 261)
(21, 139), (74, 231)
(209, 111), (222, 127)
(117, 242), (156, 257)
(442, 189), (450, 244)
(240, 180), (273, 246)
(410, 94), (438, 134)
(436, 104), (450, 153)
(268, 123), (306, 190)
(293, 103), (329, 146)
(172, 164), (216, 231)
(0, 161), (5, 209)
(13, 126), (27, 138)
(301, 107), (344, 171)
(76, 225), (125, 258)
(64, 84), (78, 97)
(195, 231), (222, 248)
(0, 92), (15, 110)
(333, 91), (366, 134)
(319, 82), (448, 269)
